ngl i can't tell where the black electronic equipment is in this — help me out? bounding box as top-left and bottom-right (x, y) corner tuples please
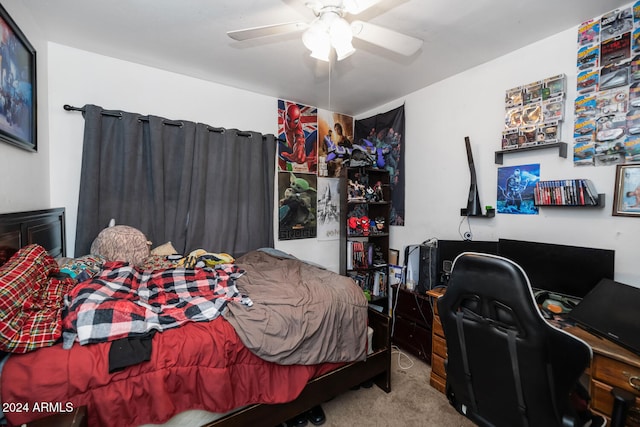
(461, 136), (483, 216)
(497, 238), (615, 300)
(404, 242), (437, 293)
(436, 240), (499, 285)
(570, 278), (640, 356)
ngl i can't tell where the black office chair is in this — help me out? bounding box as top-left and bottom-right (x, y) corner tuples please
(438, 252), (618, 427)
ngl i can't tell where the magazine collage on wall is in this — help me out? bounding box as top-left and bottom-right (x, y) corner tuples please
(276, 100), (405, 240)
(575, 1), (640, 166)
(502, 2), (640, 167)
(496, 2), (640, 216)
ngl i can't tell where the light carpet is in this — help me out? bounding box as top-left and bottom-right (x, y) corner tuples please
(319, 347), (475, 427)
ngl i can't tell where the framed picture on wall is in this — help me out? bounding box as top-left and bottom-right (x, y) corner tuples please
(0, 4), (37, 152)
(612, 164), (640, 217)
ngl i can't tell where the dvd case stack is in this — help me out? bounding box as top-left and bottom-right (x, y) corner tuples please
(533, 179), (600, 206)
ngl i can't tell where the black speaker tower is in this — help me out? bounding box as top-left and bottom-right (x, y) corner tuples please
(460, 136), (494, 218)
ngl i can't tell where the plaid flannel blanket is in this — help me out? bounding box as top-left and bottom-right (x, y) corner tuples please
(62, 262), (251, 348)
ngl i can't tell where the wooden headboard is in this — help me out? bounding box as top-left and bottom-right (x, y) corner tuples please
(0, 208), (66, 261)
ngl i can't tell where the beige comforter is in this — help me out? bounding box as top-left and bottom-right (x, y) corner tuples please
(224, 249), (368, 365)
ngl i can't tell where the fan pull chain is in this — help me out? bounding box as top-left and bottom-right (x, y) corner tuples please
(328, 57), (332, 112)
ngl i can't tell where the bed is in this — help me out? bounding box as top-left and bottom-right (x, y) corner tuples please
(0, 208), (391, 427)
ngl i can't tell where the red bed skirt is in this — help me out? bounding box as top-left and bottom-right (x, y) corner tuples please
(1, 317), (341, 427)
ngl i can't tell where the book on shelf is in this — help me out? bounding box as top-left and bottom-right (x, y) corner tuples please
(372, 270), (387, 297)
(581, 179), (598, 205)
(347, 270), (387, 298)
(346, 241), (382, 270)
(534, 179), (599, 206)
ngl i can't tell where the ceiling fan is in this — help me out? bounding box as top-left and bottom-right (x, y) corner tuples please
(226, 0), (423, 61)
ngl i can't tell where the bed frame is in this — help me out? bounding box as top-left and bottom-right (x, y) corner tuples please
(0, 208), (392, 427)
(205, 308), (391, 427)
(0, 208), (66, 259)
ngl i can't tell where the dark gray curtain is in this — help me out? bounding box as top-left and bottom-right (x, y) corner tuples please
(75, 104), (276, 257)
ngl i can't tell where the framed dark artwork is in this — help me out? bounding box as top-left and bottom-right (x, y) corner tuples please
(0, 4), (36, 152)
(612, 163), (640, 217)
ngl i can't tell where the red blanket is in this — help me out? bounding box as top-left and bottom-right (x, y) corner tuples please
(1, 317), (340, 427)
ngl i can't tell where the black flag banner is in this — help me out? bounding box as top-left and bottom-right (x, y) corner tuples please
(354, 105), (405, 226)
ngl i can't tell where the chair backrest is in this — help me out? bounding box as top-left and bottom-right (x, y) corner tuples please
(437, 252), (591, 427)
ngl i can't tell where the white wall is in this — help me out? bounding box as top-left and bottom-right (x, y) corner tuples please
(3, 2), (639, 284)
(45, 43), (340, 269)
(359, 27), (640, 286)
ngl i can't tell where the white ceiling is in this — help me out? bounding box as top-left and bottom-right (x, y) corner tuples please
(20, 0), (630, 116)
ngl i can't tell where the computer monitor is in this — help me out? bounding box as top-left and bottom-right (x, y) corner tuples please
(570, 278), (640, 356)
(437, 240), (499, 285)
(497, 239), (615, 300)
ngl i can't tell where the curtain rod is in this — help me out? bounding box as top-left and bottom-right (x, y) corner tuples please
(64, 104), (181, 126)
(63, 104), (276, 139)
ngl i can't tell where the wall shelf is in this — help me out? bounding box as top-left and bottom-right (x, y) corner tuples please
(460, 208), (495, 218)
(495, 142), (567, 164)
(535, 193), (605, 208)
(534, 179), (603, 208)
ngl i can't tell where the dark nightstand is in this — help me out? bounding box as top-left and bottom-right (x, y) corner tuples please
(392, 286), (433, 363)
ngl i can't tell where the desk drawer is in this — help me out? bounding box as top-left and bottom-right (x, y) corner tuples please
(591, 379), (640, 427)
(396, 290), (433, 326)
(433, 313), (444, 338)
(432, 331), (447, 359)
(592, 355), (640, 396)
(432, 352), (447, 379)
(430, 372), (446, 394)
(393, 315), (432, 363)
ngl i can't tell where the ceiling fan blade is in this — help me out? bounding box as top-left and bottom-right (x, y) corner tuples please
(351, 20), (422, 56)
(227, 22), (308, 41)
(343, 0), (385, 15)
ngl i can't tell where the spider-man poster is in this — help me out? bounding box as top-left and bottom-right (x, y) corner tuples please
(278, 99), (318, 173)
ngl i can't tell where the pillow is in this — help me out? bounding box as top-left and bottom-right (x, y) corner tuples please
(0, 244), (58, 315)
(0, 275), (75, 353)
(0, 244), (66, 352)
(138, 254), (181, 271)
(90, 225), (151, 266)
(150, 241), (178, 256)
(59, 254), (106, 279)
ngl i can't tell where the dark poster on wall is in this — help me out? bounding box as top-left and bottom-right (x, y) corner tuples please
(354, 105), (405, 225)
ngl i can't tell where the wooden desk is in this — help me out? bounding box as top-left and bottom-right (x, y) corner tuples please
(566, 326), (640, 425)
(426, 288), (640, 426)
(426, 288), (447, 394)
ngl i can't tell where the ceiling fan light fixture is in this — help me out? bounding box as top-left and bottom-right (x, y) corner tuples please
(310, 45), (331, 62)
(329, 16), (354, 61)
(330, 16), (352, 39)
(302, 19), (327, 51)
(334, 40), (355, 61)
(303, 20), (331, 61)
